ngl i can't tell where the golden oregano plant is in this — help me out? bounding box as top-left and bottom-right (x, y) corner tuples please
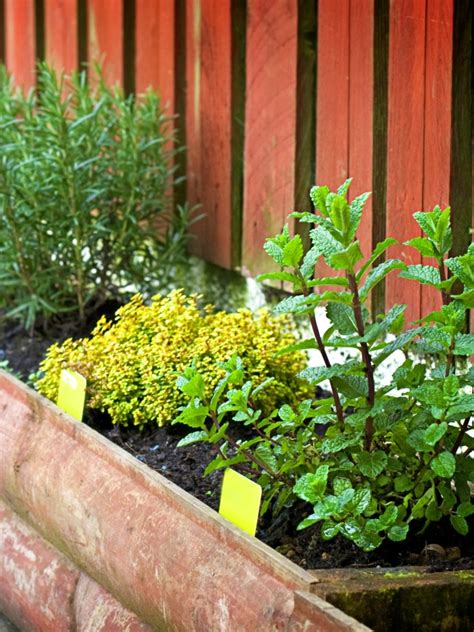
(36, 290), (311, 427)
(176, 180), (473, 551)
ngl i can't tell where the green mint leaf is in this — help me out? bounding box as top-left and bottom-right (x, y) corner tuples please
(399, 264), (441, 287)
(431, 451), (456, 478)
(355, 451), (388, 478)
(450, 514), (469, 536)
(310, 185), (331, 216)
(177, 430), (208, 447)
(347, 191), (371, 241)
(404, 237), (437, 258)
(359, 259), (405, 300)
(329, 241), (363, 271)
(422, 422), (448, 447)
(387, 524), (409, 542)
(282, 234), (304, 267)
(326, 303), (358, 335)
(299, 360), (360, 385)
(453, 334), (474, 356)
(293, 465), (330, 503)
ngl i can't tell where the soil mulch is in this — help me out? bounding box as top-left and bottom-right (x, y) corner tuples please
(1, 317), (473, 572)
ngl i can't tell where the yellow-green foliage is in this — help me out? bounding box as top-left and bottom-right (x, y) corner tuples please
(36, 290), (311, 427)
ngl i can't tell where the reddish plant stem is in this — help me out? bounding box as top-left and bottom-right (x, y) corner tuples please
(451, 416), (471, 455)
(347, 273), (375, 451)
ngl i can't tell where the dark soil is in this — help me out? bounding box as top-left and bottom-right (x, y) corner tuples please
(1, 319), (473, 572)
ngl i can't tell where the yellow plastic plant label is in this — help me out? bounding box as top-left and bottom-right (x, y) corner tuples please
(56, 369), (86, 421)
(218, 468), (262, 536)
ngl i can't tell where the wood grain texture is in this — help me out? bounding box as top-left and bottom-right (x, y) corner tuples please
(190, 0), (232, 268)
(421, 0), (454, 316)
(4, 0), (36, 89)
(87, 0), (122, 85)
(348, 0), (374, 262)
(315, 0), (374, 279)
(45, 0), (78, 73)
(242, 0), (297, 275)
(386, 0), (426, 323)
(185, 0), (201, 223)
(135, 0), (175, 111)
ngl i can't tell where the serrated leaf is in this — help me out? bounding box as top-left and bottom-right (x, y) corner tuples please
(405, 237), (437, 258)
(299, 360), (359, 385)
(329, 195), (351, 234)
(293, 465), (329, 503)
(446, 395), (474, 421)
(422, 422), (448, 447)
(273, 294), (316, 315)
(387, 524), (409, 542)
(337, 178), (352, 197)
(256, 271), (300, 285)
(326, 303), (358, 335)
(399, 264), (441, 287)
(282, 234), (304, 267)
(255, 444), (277, 472)
(333, 477), (352, 495)
(348, 192), (370, 241)
(360, 259), (405, 300)
(332, 375), (368, 398)
(310, 185), (330, 215)
(177, 430), (208, 447)
(453, 333), (474, 356)
(321, 433), (361, 453)
(431, 451), (456, 478)
(446, 251), (474, 289)
(329, 241), (363, 271)
(300, 246), (319, 279)
(356, 238), (398, 282)
(176, 405), (209, 428)
(450, 514), (469, 536)
(263, 240), (284, 265)
(276, 338), (317, 357)
(351, 488), (372, 515)
(355, 451), (388, 478)
(310, 226), (343, 264)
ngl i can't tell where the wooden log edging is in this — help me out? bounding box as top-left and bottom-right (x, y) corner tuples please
(0, 370), (370, 631)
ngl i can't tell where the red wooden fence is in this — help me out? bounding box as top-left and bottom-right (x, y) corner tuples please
(0, 0), (471, 322)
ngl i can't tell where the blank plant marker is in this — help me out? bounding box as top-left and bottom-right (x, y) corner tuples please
(219, 468), (262, 536)
(56, 369), (86, 422)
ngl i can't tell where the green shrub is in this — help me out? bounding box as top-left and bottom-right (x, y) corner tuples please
(176, 181), (473, 550)
(0, 63), (191, 331)
(36, 290), (312, 427)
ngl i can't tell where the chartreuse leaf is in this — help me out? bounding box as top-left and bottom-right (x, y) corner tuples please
(356, 238), (397, 282)
(450, 515), (469, 536)
(282, 234), (304, 267)
(453, 334), (474, 356)
(405, 237), (437, 258)
(431, 451), (456, 478)
(256, 271), (300, 285)
(293, 465), (329, 504)
(177, 430), (208, 447)
(359, 259), (405, 300)
(310, 185), (331, 215)
(329, 241), (363, 271)
(348, 192), (370, 241)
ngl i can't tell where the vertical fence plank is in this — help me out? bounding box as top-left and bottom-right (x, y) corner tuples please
(242, 0), (297, 275)
(135, 0), (174, 110)
(316, 0), (350, 190)
(185, 0), (201, 219)
(45, 0), (78, 74)
(4, 0), (36, 89)
(87, 0), (122, 84)
(315, 0), (374, 278)
(386, 0), (426, 324)
(421, 0), (454, 316)
(349, 0), (374, 261)
(186, 0), (233, 269)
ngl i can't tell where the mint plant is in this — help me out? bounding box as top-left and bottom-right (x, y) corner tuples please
(176, 180), (473, 551)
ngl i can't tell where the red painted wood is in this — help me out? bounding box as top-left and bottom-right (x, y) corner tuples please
(87, 0), (123, 85)
(135, 0), (175, 112)
(316, 0), (350, 190)
(185, 0), (201, 226)
(386, 0), (426, 324)
(45, 0), (78, 74)
(188, 0), (232, 268)
(421, 0), (454, 317)
(315, 0), (350, 281)
(242, 0), (298, 275)
(4, 0), (36, 89)
(348, 0), (374, 263)
(315, 1), (374, 280)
